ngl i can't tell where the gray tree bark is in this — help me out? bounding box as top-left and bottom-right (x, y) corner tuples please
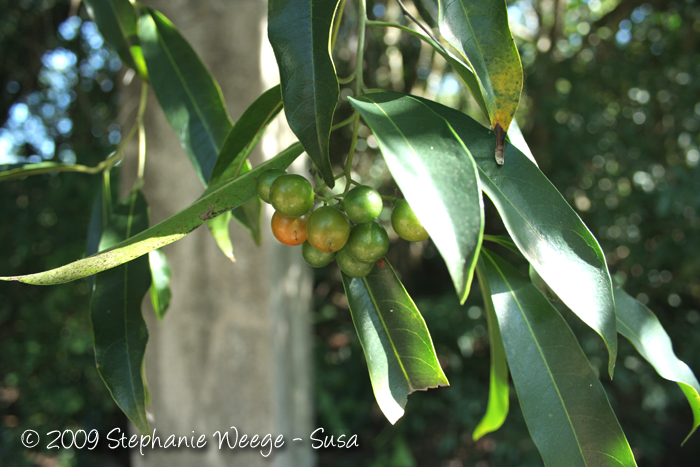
(124, 1), (314, 466)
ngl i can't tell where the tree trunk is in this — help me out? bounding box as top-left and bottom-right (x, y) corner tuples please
(125, 1), (314, 466)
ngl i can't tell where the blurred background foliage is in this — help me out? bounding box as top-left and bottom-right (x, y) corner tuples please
(1, 0), (699, 466)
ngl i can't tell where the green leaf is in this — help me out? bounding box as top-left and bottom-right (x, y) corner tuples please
(227, 158), (263, 246)
(342, 259), (449, 424)
(139, 8), (233, 184)
(148, 248), (172, 320)
(473, 264), (509, 440)
(84, 0), (148, 79)
(421, 97), (618, 378)
(231, 194), (263, 246)
(268, 0), (340, 187)
(0, 143), (303, 285)
(206, 86), (281, 251)
(614, 286), (700, 444)
(90, 189), (151, 435)
(438, 0), (523, 135)
(506, 118), (537, 166)
(480, 250), (636, 467)
(209, 85), (284, 186)
(350, 92), (484, 304)
(206, 211), (236, 261)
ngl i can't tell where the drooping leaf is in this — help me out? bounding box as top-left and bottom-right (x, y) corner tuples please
(90, 189), (151, 435)
(148, 248), (172, 320)
(350, 92), (484, 304)
(231, 193), (263, 246)
(139, 8), (232, 184)
(342, 259), (449, 424)
(473, 264), (509, 440)
(268, 0), (340, 187)
(0, 143), (303, 285)
(84, 0), (148, 79)
(206, 211), (236, 261)
(480, 250), (636, 467)
(227, 158), (263, 246)
(614, 286), (700, 445)
(438, 0), (523, 163)
(206, 86), (280, 251)
(209, 85), (284, 186)
(421, 96), (618, 378)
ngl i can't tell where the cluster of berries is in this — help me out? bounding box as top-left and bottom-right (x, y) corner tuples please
(256, 169), (428, 278)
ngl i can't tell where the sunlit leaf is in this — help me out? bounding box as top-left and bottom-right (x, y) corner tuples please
(84, 0), (148, 79)
(421, 97), (618, 378)
(615, 286), (700, 445)
(438, 0), (523, 163)
(350, 92), (484, 304)
(139, 8), (232, 184)
(342, 259), (449, 424)
(473, 264), (509, 440)
(481, 250), (636, 467)
(148, 248), (171, 320)
(0, 144), (303, 285)
(268, 0), (340, 187)
(90, 189), (151, 435)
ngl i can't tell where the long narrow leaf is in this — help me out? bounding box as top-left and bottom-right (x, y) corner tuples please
(342, 260), (449, 424)
(209, 85), (284, 186)
(438, 0), (523, 163)
(0, 144), (303, 285)
(481, 250), (636, 467)
(84, 0), (148, 79)
(350, 92), (484, 304)
(420, 96), (618, 378)
(90, 189), (151, 434)
(139, 8), (232, 184)
(614, 287), (700, 444)
(268, 0), (340, 187)
(206, 86), (282, 252)
(473, 263), (509, 440)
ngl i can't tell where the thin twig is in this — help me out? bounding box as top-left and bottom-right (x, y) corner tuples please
(394, 0), (445, 54)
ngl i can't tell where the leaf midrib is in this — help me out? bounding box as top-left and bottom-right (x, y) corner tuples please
(361, 274), (413, 391)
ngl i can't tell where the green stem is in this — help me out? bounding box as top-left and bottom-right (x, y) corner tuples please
(338, 75), (355, 84)
(344, 113), (361, 194)
(0, 124), (138, 183)
(102, 169), (113, 223)
(332, 113), (357, 131)
(343, 0), (367, 194)
(135, 81), (149, 184)
(367, 20), (450, 59)
(331, 0), (347, 52)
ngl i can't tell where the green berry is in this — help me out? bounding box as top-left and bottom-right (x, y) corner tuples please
(256, 168), (287, 203)
(270, 174), (315, 217)
(302, 241), (335, 268)
(343, 185), (383, 223)
(336, 247), (375, 278)
(345, 221), (389, 263)
(391, 199), (429, 242)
